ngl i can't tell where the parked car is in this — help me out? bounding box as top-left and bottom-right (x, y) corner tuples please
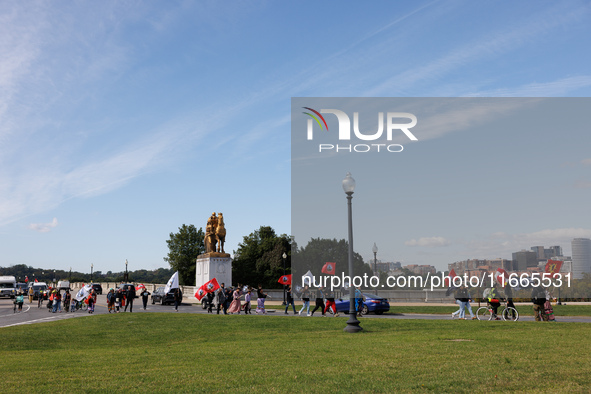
(16, 282), (28, 294)
(91, 283), (103, 295)
(151, 286), (181, 305)
(31, 283), (49, 300)
(334, 293), (390, 315)
(117, 283), (138, 298)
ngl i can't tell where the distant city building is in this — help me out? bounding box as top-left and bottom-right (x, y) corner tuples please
(448, 258), (512, 275)
(572, 238), (591, 279)
(404, 264), (436, 276)
(512, 250), (538, 271)
(370, 261), (402, 274)
(531, 245), (563, 261)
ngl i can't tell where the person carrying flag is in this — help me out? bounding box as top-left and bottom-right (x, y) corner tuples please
(324, 289), (339, 317)
(284, 285), (296, 314)
(216, 284), (227, 314)
(310, 287), (326, 317)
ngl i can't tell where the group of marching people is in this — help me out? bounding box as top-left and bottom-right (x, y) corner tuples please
(105, 286), (156, 313)
(204, 283), (255, 315)
(205, 282), (356, 317)
(284, 285), (342, 317)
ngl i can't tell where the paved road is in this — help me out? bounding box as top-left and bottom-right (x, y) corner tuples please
(2, 297), (591, 327)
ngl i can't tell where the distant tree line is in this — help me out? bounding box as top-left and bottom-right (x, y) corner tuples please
(0, 264), (174, 284)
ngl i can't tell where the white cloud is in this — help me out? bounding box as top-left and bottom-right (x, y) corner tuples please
(465, 76), (591, 97)
(28, 217), (58, 233)
(581, 158), (591, 166)
(574, 180), (591, 189)
(405, 237), (450, 247)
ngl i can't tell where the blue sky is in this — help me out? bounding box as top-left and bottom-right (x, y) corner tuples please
(1, 1), (590, 274)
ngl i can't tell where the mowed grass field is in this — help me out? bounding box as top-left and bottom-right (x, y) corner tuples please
(1, 314), (590, 393)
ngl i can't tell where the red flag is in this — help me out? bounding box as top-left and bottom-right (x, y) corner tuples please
(25, 276), (28, 283)
(444, 269), (456, 287)
(194, 286), (207, 301)
(135, 284), (146, 291)
(495, 268), (508, 287)
(321, 262), (336, 275)
(278, 274), (292, 285)
(35, 278), (38, 283)
(203, 278), (220, 293)
(545, 259), (563, 278)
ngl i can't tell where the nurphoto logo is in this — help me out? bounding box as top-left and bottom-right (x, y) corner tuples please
(303, 107), (418, 153)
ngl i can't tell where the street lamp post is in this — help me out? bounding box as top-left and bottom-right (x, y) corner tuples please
(372, 243), (378, 278)
(282, 252), (287, 305)
(125, 259), (128, 282)
(342, 172), (362, 333)
(91, 263), (94, 283)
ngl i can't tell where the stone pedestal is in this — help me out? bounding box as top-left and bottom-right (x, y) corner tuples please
(195, 253), (232, 289)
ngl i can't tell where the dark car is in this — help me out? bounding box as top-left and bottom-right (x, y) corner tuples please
(31, 284), (49, 300)
(91, 283), (103, 295)
(151, 286), (181, 305)
(335, 293), (390, 315)
(16, 282), (28, 295)
(117, 283), (138, 298)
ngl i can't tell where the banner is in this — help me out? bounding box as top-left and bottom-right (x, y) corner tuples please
(278, 274), (292, 286)
(495, 268), (508, 286)
(545, 259), (563, 278)
(195, 286), (207, 301)
(321, 262), (336, 275)
(444, 269), (456, 287)
(75, 284), (92, 301)
(164, 271), (179, 294)
(204, 278), (220, 293)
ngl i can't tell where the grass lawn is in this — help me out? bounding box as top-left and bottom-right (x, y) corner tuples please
(1, 314), (590, 393)
(389, 304), (591, 317)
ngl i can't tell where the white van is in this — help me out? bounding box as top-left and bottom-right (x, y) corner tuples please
(0, 276), (17, 299)
(57, 280), (70, 290)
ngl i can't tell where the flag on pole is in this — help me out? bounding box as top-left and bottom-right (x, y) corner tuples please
(321, 262), (336, 275)
(195, 286), (207, 301)
(278, 274), (292, 286)
(164, 271), (179, 294)
(25, 276), (28, 283)
(302, 270), (314, 286)
(444, 269), (456, 287)
(35, 278), (38, 283)
(75, 284), (92, 301)
(203, 278), (220, 293)
(545, 259), (563, 278)
(135, 284), (146, 292)
(495, 268), (508, 286)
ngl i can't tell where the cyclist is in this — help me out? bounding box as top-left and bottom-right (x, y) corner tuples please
(485, 283), (501, 320)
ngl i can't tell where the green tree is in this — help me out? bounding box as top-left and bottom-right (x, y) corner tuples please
(232, 226), (291, 288)
(164, 224), (205, 286)
(292, 238), (372, 285)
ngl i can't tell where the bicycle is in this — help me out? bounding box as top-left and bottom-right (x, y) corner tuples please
(72, 300), (88, 312)
(476, 299), (519, 321)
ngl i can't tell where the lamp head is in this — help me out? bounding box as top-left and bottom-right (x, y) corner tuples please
(342, 172), (356, 194)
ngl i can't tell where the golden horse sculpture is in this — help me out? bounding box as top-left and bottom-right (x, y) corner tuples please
(204, 212), (218, 254)
(216, 213), (226, 254)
